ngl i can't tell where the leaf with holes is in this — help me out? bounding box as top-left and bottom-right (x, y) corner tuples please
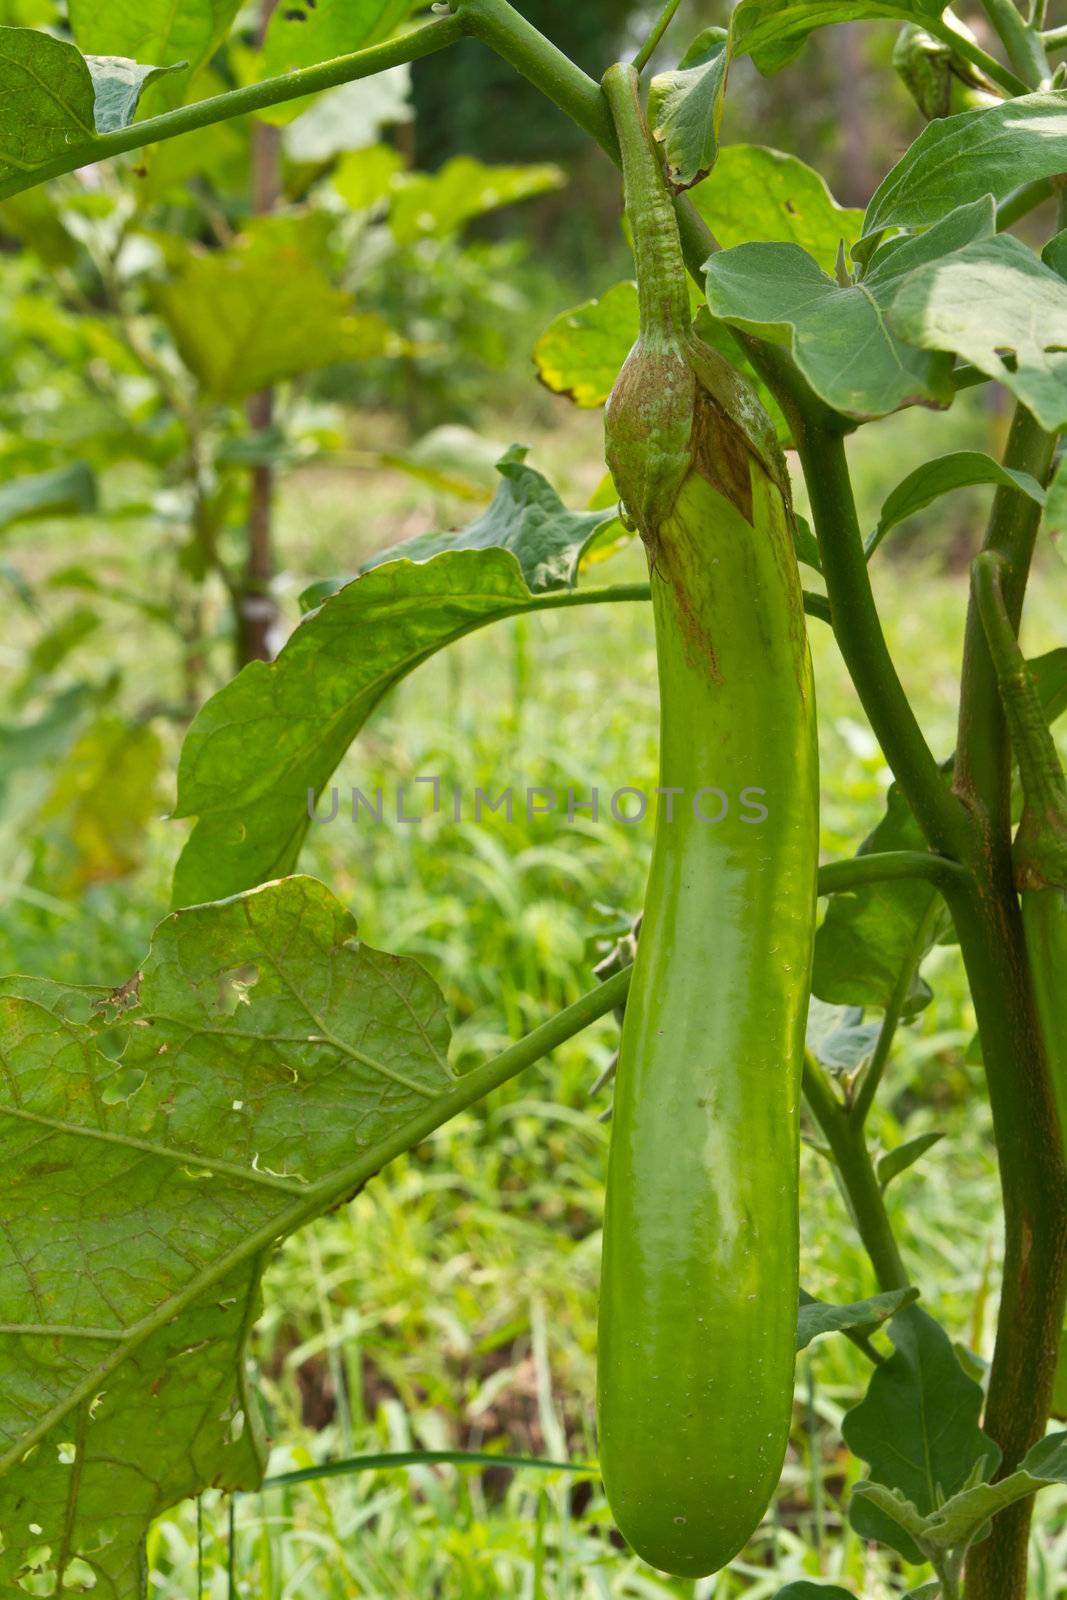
(171, 452), (615, 907)
(0, 874), (458, 1598)
(690, 144), (862, 275)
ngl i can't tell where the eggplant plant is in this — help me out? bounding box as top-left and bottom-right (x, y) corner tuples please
(3, 3), (1067, 1598)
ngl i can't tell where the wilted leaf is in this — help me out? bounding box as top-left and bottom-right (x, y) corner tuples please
(648, 27), (730, 192)
(797, 1286), (919, 1351)
(171, 456), (616, 907)
(534, 281), (638, 409)
(805, 998), (881, 1071)
(0, 875), (460, 1597)
(85, 55), (186, 134)
(691, 144), (862, 275)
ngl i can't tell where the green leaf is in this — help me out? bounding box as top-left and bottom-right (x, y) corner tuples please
(849, 1482), (938, 1558)
(690, 144), (863, 276)
(534, 281), (639, 409)
(877, 1131), (945, 1188)
(887, 233), (1067, 432)
(864, 91), (1067, 239)
(647, 27), (730, 192)
(171, 456), (612, 907)
(0, 874), (460, 1598)
(68, 0), (241, 106)
(37, 716), (162, 892)
(706, 196), (996, 419)
(814, 780), (951, 1016)
(262, 0), (411, 77)
(333, 142), (405, 213)
(0, 461), (96, 532)
(805, 998), (881, 1071)
(0, 27), (97, 185)
(797, 1286), (919, 1351)
(85, 54), (186, 134)
(154, 217), (395, 402)
(869, 451), (1046, 559)
(903, 1432), (1067, 1553)
(389, 156), (565, 246)
(257, 0), (413, 128)
(772, 1585), (858, 1599)
(360, 447), (609, 592)
(843, 1306), (1000, 1562)
(731, 0), (947, 74)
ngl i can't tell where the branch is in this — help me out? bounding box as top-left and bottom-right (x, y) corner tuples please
(980, 0), (1050, 85)
(632, 0), (684, 74)
(802, 1054), (910, 1293)
(0, 16), (466, 201)
(817, 850), (964, 895)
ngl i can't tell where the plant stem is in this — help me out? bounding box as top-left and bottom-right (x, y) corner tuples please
(1043, 23), (1067, 49)
(789, 420), (971, 863)
(632, 0), (683, 74)
(980, 0), (1050, 84)
(997, 176), (1054, 230)
(929, 12), (1031, 91)
(0, 16), (467, 201)
(955, 406), (1056, 851)
(802, 1055), (910, 1293)
(850, 897), (945, 1126)
(817, 850), (964, 895)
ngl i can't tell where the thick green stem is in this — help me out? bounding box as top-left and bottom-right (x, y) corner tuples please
(971, 553), (1067, 845)
(997, 177), (1054, 231)
(930, 12), (1030, 90)
(955, 406), (1057, 845)
(601, 65), (689, 344)
(980, 0), (1051, 84)
(0, 17), (466, 201)
(803, 1056), (910, 1293)
(789, 420), (971, 862)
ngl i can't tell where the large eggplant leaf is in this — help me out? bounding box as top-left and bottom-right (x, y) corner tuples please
(864, 92), (1067, 239)
(886, 232), (1067, 432)
(691, 144), (863, 276)
(0, 875), (460, 1598)
(171, 453), (615, 907)
(0, 27), (97, 182)
(705, 197), (996, 419)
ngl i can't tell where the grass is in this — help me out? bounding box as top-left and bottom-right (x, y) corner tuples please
(3, 386), (1067, 1597)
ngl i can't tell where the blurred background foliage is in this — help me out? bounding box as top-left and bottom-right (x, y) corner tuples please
(0, 1), (1064, 1595)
